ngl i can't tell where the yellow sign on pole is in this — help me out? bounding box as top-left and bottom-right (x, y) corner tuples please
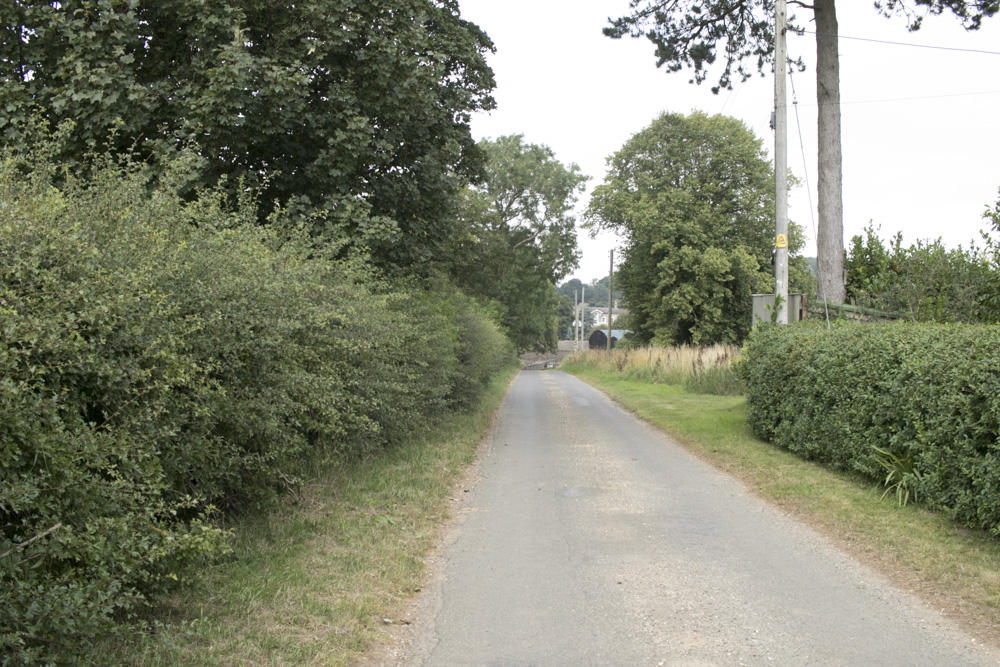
(774, 234), (788, 249)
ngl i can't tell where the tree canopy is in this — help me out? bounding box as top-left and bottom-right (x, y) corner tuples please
(604, 0), (997, 96)
(875, 0), (999, 29)
(587, 111), (809, 345)
(556, 276), (623, 311)
(449, 134), (586, 351)
(0, 0), (496, 272)
(604, 0), (997, 304)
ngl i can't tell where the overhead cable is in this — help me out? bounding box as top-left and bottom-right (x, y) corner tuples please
(798, 29), (1000, 56)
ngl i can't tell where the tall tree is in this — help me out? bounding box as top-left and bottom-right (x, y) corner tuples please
(555, 289), (577, 340)
(0, 0), (496, 272)
(604, 0), (997, 304)
(587, 111), (810, 345)
(449, 135), (586, 351)
(556, 278), (586, 301)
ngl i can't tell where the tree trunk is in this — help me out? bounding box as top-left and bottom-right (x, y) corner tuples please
(814, 0), (846, 303)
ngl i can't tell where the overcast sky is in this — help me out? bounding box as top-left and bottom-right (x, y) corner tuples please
(456, 0), (1000, 284)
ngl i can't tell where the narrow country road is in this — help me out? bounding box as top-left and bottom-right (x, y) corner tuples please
(391, 371), (1000, 666)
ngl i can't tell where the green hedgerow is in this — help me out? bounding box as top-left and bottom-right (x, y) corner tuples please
(738, 321), (1000, 535)
(0, 134), (514, 663)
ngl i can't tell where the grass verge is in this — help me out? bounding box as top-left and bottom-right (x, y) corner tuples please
(99, 365), (519, 666)
(560, 360), (1000, 647)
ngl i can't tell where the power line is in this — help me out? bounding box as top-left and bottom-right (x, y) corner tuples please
(799, 29), (1000, 56)
(757, 113), (773, 139)
(782, 89), (1000, 108)
(788, 66), (817, 247)
(719, 77), (744, 116)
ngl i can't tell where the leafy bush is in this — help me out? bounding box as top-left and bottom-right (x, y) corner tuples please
(0, 142), (515, 663)
(845, 222), (997, 324)
(738, 321), (1000, 535)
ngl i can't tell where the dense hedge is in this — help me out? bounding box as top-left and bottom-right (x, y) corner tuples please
(0, 147), (516, 663)
(738, 321), (1000, 536)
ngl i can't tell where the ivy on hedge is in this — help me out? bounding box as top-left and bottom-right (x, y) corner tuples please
(0, 143), (516, 663)
(737, 321), (1000, 537)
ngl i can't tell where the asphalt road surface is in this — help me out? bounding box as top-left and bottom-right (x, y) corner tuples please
(396, 371), (1000, 666)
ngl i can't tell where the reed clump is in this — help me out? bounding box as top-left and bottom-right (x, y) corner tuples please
(562, 345), (744, 396)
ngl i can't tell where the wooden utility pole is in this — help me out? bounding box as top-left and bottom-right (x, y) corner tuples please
(573, 290), (580, 350)
(774, 0), (789, 324)
(607, 249), (614, 351)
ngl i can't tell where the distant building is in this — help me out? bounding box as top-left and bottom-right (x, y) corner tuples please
(592, 305), (628, 327)
(588, 329), (632, 350)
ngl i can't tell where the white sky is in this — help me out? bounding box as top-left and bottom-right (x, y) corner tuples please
(457, 0), (1000, 283)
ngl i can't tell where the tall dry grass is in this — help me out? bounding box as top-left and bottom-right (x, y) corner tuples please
(562, 345), (744, 395)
